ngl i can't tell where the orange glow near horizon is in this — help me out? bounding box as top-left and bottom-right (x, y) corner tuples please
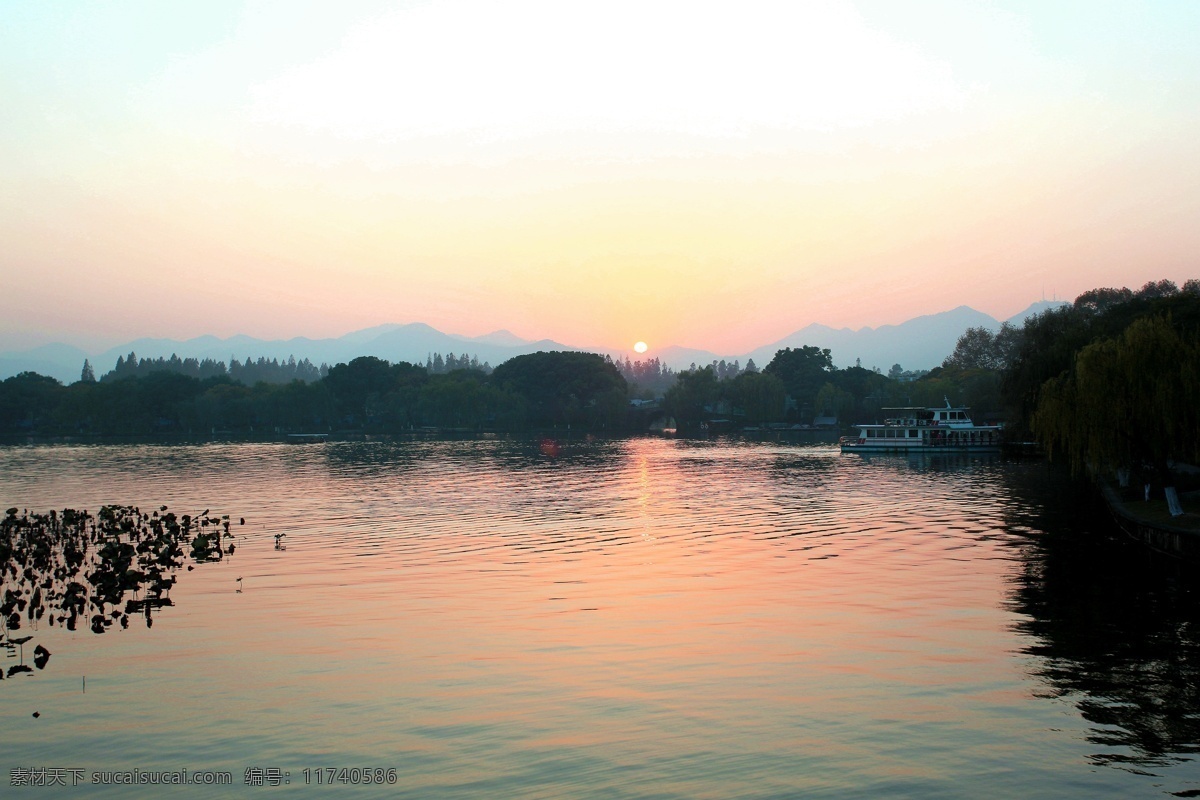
(2, 2), (1199, 354)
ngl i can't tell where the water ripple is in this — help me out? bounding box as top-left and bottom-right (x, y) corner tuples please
(1, 439), (1196, 798)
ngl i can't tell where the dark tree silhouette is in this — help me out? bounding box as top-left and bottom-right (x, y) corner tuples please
(1032, 315), (1200, 483)
(490, 351), (626, 428)
(764, 346), (834, 413)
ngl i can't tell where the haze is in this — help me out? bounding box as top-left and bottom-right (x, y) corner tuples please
(3, 1), (1198, 354)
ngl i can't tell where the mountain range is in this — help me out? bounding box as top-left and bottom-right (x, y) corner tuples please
(0, 301), (1066, 385)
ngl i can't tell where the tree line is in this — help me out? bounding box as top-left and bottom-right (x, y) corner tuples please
(423, 352), (492, 374)
(89, 349), (499, 385)
(0, 351), (628, 436)
(1, 344), (959, 437)
(97, 353), (329, 385)
(2, 278), (1195, 441)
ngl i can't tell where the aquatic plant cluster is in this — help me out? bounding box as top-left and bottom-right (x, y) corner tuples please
(1, 505), (239, 680)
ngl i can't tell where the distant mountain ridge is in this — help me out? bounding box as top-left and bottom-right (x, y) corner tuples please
(0, 301), (1068, 385)
(654, 301), (1064, 373)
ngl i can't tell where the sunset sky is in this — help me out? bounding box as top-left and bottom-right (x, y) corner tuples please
(3, 1), (1198, 355)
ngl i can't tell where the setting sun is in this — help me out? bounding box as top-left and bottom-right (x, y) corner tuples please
(634, 341), (648, 354)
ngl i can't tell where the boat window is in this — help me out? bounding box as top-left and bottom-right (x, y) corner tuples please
(909, 429), (916, 437)
(867, 430), (876, 437)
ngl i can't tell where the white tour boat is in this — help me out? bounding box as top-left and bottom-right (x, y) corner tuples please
(839, 400), (1002, 453)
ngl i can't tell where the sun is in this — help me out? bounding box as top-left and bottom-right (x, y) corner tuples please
(633, 341), (648, 354)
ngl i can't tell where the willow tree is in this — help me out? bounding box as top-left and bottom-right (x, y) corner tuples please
(1032, 315), (1200, 481)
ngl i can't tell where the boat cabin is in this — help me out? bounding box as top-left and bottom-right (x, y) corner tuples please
(841, 401), (1002, 452)
(879, 406), (977, 428)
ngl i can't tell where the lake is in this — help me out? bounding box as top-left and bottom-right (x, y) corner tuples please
(2, 438), (1199, 798)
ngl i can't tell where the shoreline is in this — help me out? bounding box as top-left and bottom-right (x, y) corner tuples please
(1100, 480), (1200, 559)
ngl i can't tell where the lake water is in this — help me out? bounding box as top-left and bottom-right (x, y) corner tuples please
(2, 438), (1199, 798)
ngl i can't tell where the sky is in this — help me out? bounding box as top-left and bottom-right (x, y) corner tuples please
(2, 0), (1199, 355)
